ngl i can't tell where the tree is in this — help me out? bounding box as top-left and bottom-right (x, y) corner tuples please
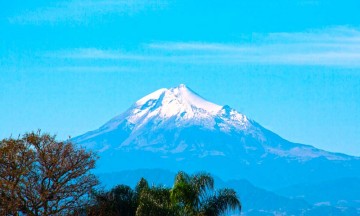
(0, 136), (35, 215)
(88, 171), (241, 216)
(87, 178), (148, 216)
(88, 178), (177, 216)
(200, 188), (241, 216)
(171, 171), (241, 216)
(0, 131), (98, 216)
(108, 185), (138, 216)
(136, 185), (176, 216)
(87, 185), (138, 216)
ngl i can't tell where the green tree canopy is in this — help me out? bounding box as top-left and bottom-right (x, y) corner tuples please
(171, 171), (241, 216)
(88, 171), (241, 216)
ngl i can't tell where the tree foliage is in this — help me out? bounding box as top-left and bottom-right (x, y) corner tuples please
(88, 171), (241, 216)
(0, 132), (241, 216)
(86, 185), (138, 216)
(171, 171), (241, 216)
(136, 185), (176, 216)
(0, 131), (98, 216)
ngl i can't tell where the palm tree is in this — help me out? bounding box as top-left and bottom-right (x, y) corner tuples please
(171, 171), (241, 216)
(200, 188), (241, 216)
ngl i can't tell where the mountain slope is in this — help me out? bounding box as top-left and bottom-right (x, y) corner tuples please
(276, 177), (360, 209)
(73, 84), (360, 189)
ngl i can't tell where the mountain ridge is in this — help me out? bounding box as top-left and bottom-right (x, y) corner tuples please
(73, 84), (360, 189)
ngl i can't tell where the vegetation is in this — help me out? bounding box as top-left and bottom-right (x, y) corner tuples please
(86, 172), (241, 216)
(0, 132), (241, 216)
(0, 132), (98, 215)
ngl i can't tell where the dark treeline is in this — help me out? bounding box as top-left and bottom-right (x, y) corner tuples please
(0, 132), (241, 216)
(82, 172), (241, 216)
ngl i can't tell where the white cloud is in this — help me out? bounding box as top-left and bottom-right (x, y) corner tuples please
(51, 66), (136, 72)
(147, 42), (251, 52)
(44, 27), (360, 67)
(146, 27), (360, 66)
(46, 48), (149, 60)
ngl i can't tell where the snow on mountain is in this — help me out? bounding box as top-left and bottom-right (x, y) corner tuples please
(73, 84), (360, 189)
(97, 84), (250, 133)
(75, 84), (350, 161)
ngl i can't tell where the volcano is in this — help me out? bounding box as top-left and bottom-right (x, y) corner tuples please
(73, 84), (360, 189)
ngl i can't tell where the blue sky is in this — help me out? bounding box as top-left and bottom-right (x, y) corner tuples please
(1, 0), (360, 156)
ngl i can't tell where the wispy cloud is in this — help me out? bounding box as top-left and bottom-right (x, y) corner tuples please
(44, 27), (360, 67)
(146, 27), (360, 66)
(147, 42), (251, 52)
(44, 48), (236, 64)
(45, 48), (150, 60)
(51, 66), (136, 73)
(8, 0), (168, 24)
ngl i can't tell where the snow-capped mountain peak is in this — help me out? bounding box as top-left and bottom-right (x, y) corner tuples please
(77, 84), (252, 146)
(74, 84), (356, 167)
(135, 84), (222, 114)
(120, 84), (252, 133)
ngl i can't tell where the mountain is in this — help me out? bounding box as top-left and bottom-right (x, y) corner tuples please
(276, 177), (360, 209)
(73, 84), (360, 189)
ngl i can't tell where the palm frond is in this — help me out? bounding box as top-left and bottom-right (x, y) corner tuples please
(201, 188), (241, 216)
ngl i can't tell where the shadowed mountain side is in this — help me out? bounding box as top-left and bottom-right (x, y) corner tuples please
(276, 177), (360, 209)
(80, 124), (360, 189)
